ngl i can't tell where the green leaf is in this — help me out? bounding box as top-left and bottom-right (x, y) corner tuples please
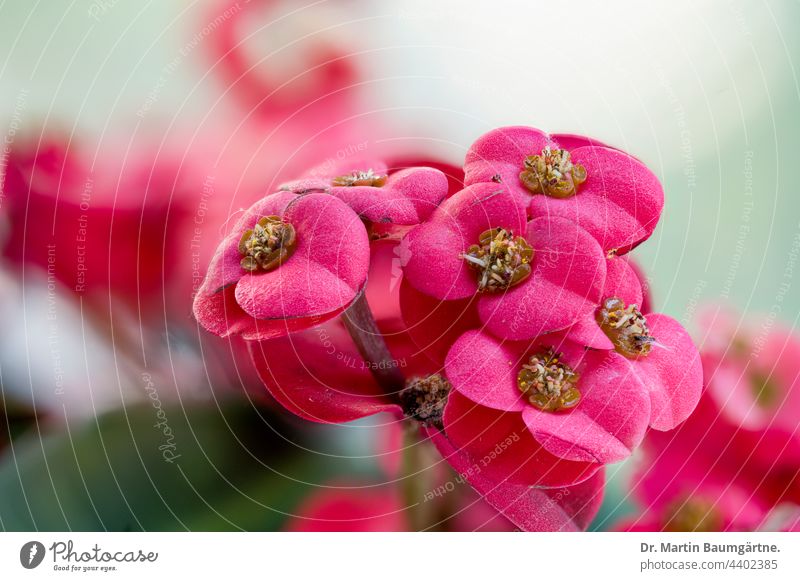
(0, 397), (341, 531)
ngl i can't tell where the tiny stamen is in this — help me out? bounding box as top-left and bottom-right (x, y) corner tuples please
(519, 147), (587, 198)
(517, 348), (581, 412)
(399, 374), (451, 428)
(238, 215), (297, 272)
(462, 228), (533, 292)
(331, 168), (388, 187)
(596, 297), (655, 358)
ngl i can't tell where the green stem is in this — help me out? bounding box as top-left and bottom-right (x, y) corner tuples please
(400, 420), (432, 531)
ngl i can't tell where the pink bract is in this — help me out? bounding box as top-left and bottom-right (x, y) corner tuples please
(427, 427), (605, 531)
(443, 330), (650, 474)
(564, 257), (645, 350)
(399, 279), (480, 366)
(402, 184), (606, 339)
(631, 314), (703, 431)
(248, 322), (400, 423)
(247, 318), (440, 423)
(463, 126), (664, 254)
(280, 158), (449, 225)
(561, 257), (703, 431)
(193, 192), (370, 340)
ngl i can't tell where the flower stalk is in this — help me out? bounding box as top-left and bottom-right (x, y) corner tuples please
(342, 290), (406, 394)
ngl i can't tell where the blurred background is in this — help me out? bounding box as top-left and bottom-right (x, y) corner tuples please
(1, 0), (799, 530)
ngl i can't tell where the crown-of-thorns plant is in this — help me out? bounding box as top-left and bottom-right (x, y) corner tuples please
(193, 126), (703, 531)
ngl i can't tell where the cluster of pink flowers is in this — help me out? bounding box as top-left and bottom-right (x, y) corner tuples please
(193, 125), (704, 530)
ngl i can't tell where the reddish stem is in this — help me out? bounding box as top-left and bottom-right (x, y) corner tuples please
(342, 291), (405, 395)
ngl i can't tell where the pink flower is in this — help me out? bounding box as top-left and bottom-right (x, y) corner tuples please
(1, 138), (188, 306)
(698, 305), (800, 433)
(561, 256), (703, 430)
(617, 482), (769, 532)
(193, 192), (370, 340)
(285, 484), (408, 532)
(279, 159), (449, 225)
(621, 392), (800, 531)
(440, 330), (651, 487)
(427, 428), (605, 531)
(402, 184), (606, 339)
(464, 126), (664, 254)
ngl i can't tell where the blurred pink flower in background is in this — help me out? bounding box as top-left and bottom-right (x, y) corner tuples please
(1, 137), (189, 307)
(285, 483), (408, 532)
(204, 0), (361, 134)
(621, 395), (773, 531)
(698, 304), (800, 434)
(621, 305), (800, 531)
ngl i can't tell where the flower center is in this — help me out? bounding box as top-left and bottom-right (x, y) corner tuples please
(331, 168), (388, 187)
(664, 498), (722, 532)
(596, 297), (655, 358)
(399, 374), (451, 428)
(750, 371), (780, 408)
(462, 228), (533, 292)
(238, 215), (297, 272)
(519, 147), (587, 198)
(517, 348), (581, 412)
